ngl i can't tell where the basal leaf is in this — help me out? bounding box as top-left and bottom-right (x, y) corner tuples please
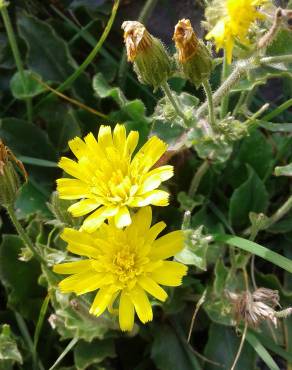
(229, 165), (269, 228)
(18, 14), (76, 82)
(10, 70), (45, 99)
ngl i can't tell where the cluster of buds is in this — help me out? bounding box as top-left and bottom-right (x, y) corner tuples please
(0, 140), (27, 207)
(227, 287), (291, 328)
(122, 19), (212, 90)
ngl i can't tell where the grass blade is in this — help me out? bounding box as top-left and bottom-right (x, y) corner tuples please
(246, 331), (280, 370)
(18, 156), (58, 167)
(212, 234), (292, 273)
(49, 337), (78, 370)
(34, 294), (50, 351)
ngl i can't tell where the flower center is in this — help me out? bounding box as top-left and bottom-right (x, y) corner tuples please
(112, 247), (140, 284)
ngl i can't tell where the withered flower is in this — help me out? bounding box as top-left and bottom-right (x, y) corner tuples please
(173, 19), (212, 88)
(122, 21), (172, 89)
(227, 288), (280, 328)
(0, 140), (27, 207)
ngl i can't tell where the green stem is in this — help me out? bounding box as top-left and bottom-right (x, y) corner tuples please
(265, 195), (292, 229)
(232, 91), (247, 117)
(118, 0), (158, 87)
(202, 80), (216, 130)
(49, 337), (78, 370)
(261, 98), (292, 122)
(188, 160), (209, 198)
(220, 51), (230, 119)
(0, 4), (32, 123)
(161, 82), (188, 127)
(261, 54), (292, 64)
(6, 205), (47, 265)
(35, 0), (119, 112)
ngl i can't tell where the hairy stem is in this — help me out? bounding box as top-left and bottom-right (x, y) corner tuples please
(161, 82), (188, 126)
(202, 80), (216, 130)
(220, 51), (230, 119)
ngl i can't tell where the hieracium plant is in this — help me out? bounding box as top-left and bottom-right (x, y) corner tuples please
(1, 0), (292, 368)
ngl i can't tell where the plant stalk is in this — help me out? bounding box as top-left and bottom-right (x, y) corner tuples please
(220, 51), (230, 119)
(0, 4), (32, 123)
(161, 82), (188, 127)
(202, 80), (216, 130)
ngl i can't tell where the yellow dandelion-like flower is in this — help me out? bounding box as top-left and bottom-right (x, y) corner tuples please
(206, 0), (266, 63)
(53, 207), (188, 331)
(57, 124), (173, 232)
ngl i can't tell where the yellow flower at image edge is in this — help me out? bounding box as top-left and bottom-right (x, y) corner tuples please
(53, 207), (188, 331)
(206, 0), (266, 63)
(57, 124), (173, 232)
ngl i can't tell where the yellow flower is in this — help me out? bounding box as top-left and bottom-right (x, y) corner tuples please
(206, 0), (266, 63)
(57, 124), (173, 232)
(53, 207), (188, 331)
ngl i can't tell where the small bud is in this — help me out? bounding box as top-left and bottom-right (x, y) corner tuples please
(122, 21), (172, 89)
(0, 140), (26, 207)
(173, 19), (212, 88)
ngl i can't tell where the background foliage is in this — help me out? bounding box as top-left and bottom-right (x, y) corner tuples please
(0, 0), (292, 369)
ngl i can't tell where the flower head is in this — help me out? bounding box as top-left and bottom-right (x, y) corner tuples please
(53, 207), (188, 331)
(206, 0), (267, 63)
(173, 19), (212, 87)
(57, 124), (173, 232)
(122, 21), (172, 89)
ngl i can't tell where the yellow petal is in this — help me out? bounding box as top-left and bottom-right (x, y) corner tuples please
(58, 270), (99, 293)
(89, 286), (118, 316)
(129, 286), (153, 323)
(58, 157), (85, 180)
(138, 276), (167, 302)
(130, 190), (169, 207)
(68, 137), (88, 159)
(119, 290), (135, 331)
(84, 132), (104, 159)
(61, 228), (100, 258)
(57, 178), (91, 200)
(125, 130), (139, 157)
(68, 199), (100, 217)
(145, 221), (166, 245)
(53, 260), (92, 275)
(114, 206), (131, 229)
(98, 125), (113, 148)
(149, 230), (184, 260)
(151, 261), (188, 286)
(113, 124), (127, 152)
(82, 206), (118, 233)
(132, 136), (167, 172)
(130, 206), (152, 235)
(139, 165), (174, 193)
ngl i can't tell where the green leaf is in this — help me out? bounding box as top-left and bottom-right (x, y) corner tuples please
(246, 331), (280, 370)
(175, 227), (210, 270)
(238, 130), (273, 179)
(212, 234), (292, 273)
(151, 324), (201, 370)
(93, 72), (127, 107)
(204, 323), (256, 370)
(213, 259), (229, 295)
(10, 70), (46, 99)
(229, 166), (269, 228)
(18, 14), (76, 82)
(0, 324), (22, 365)
(275, 163), (292, 177)
(0, 235), (45, 319)
(248, 330), (292, 363)
(267, 30), (292, 56)
(0, 118), (56, 160)
(15, 181), (51, 219)
(74, 339), (115, 370)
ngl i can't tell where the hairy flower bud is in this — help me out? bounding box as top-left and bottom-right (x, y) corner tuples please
(122, 21), (172, 89)
(0, 140), (26, 207)
(173, 19), (212, 88)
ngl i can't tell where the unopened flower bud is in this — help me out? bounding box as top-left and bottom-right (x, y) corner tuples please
(122, 21), (172, 89)
(173, 19), (212, 88)
(0, 140), (26, 207)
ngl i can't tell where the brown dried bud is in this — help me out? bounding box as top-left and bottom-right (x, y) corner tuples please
(122, 21), (172, 89)
(226, 288), (280, 328)
(173, 19), (212, 88)
(0, 140), (27, 207)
